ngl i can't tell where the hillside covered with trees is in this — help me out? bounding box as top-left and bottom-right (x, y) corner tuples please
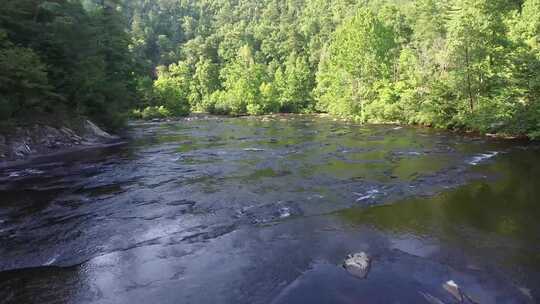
(0, 0), (139, 129)
(1, 0), (539, 138)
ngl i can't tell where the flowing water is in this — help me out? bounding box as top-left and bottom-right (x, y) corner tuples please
(0, 115), (539, 303)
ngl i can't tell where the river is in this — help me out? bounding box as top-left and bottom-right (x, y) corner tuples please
(0, 115), (538, 303)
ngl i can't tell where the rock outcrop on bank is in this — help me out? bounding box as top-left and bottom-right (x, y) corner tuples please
(0, 120), (120, 163)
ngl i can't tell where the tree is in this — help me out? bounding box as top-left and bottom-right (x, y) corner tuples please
(190, 57), (220, 111)
(0, 0), (139, 129)
(214, 45), (268, 115)
(3, 0), (540, 138)
(153, 63), (192, 116)
(279, 54), (314, 112)
(0, 30), (52, 121)
(315, 8), (396, 121)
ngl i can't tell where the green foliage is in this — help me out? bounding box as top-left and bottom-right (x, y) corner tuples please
(2, 0), (540, 138)
(279, 54), (315, 113)
(0, 0), (139, 130)
(305, 0), (539, 137)
(191, 58), (220, 111)
(315, 8), (396, 121)
(0, 32), (52, 120)
(133, 106), (172, 120)
(211, 45), (269, 115)
(153, 63), (191, 116)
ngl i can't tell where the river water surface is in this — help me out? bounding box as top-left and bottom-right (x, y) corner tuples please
(0, 115), (539, 303)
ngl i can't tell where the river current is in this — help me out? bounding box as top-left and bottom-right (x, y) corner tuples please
(0, 115), (538, 303)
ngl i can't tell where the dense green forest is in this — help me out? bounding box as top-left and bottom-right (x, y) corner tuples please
(0, 0), (138, 129)
(1, 0), (540, 137)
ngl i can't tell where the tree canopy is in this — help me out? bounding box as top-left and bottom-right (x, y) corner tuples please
(1, 0), (137, 129)
(2, 0), (539, 137)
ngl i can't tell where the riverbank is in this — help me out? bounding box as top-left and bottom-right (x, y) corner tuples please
(0, 120), (123, 167)
(0, 112), (529, 169)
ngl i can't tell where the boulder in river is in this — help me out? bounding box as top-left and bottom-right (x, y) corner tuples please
(343, 252), (371, 279)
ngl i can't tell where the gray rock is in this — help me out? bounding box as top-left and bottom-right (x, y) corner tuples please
(60, 127), (77, 138)
(12, 141), (32, 157)
(0, 120), (118, 162)
(84, 120), (117, 141)
(343, 252), (371, 279)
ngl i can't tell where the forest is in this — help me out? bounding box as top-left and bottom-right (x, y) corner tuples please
(1, 0), (539, 138)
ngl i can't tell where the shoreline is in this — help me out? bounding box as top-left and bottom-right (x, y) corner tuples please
(1, 113), (533, 170)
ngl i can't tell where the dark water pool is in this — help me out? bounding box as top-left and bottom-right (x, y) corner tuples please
(0, 115), (539, 303)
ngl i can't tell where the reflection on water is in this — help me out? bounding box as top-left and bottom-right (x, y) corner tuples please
(340, 148), (540, 242)
(338, 147), (540, 298)
(0, 115), (538, 303)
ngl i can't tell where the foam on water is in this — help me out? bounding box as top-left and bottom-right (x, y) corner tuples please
(468, 151), (499, 166)
(279, 207), (291, 218)
(354, 189), (380, 201)
(8, 169), (45, 178)
(44, 255), (59, 266)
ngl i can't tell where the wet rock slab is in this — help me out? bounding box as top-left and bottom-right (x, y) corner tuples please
(0, 120), (120, 163)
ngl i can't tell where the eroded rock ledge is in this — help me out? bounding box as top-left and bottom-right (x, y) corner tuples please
(0, 120), (120, 163)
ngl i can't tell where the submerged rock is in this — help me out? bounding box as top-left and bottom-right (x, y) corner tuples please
(343, 252), (371, 279)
